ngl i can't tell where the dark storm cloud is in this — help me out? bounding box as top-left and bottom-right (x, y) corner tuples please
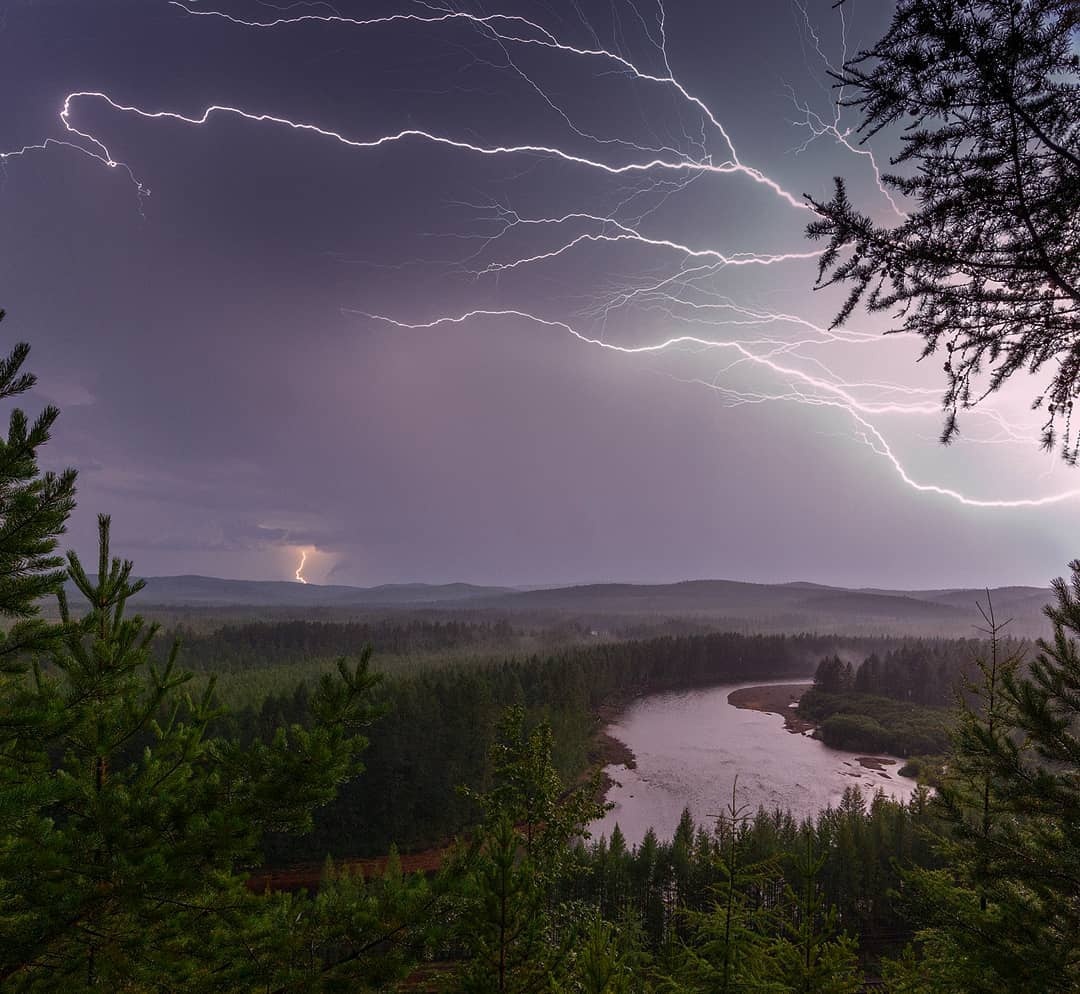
(1, 0), (1075, 587)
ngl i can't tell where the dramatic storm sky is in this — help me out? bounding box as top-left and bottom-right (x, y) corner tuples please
(1, 0), (1075, 588)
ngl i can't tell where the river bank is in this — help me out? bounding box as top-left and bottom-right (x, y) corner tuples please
(593, 680), (918, 843)
(727, 682), (814, 732)
(725, 683), (903, 773)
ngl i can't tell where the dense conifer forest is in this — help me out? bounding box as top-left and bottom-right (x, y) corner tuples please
(4, 0), (1080, 982)
(232, 629), (836, 856)
(167, 618), (1011, 860)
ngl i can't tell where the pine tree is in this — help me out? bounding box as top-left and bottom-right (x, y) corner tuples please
(0, 317), (77, 664)
(0, 515), (382, 989)
(763, 829), (861, 994)
(558, 913), (651, 994)
(669, 780), (776, 992)
(452, 705), (608, 994)
(603, 824), (632, 919)
(890, 581), (1080, 990)
(0, 321), (79, 976)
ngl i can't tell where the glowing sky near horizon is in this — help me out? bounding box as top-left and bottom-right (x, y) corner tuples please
(0, 0), (1075, 587)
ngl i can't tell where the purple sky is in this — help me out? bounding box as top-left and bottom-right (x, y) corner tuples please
(1, 0), (1075, 588)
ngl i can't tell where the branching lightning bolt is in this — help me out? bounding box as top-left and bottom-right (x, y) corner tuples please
(353, 308), (1078, 508)
(6, 0), (1075, 509)
(295, 549), (308, 584)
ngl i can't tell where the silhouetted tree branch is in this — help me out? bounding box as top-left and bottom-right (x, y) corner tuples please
(808, 0), (1080, 458)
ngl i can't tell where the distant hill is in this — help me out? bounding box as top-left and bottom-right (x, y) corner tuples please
(62, 574), (1051, 636)
(478, 579), (1050, 636)
(794, 590), (956, 621)
(473, 579), (814, 615)
(65, 575), (512, 609)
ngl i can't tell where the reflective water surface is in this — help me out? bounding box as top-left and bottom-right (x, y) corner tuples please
(591, 681), (917, 845)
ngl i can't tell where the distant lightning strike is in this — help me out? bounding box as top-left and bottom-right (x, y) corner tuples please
(295, 549), (308, 584)
(6, 1), (1075, 509)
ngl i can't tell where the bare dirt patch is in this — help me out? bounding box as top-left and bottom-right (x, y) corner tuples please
(855, 755), (897, 772)
(727, 683), (814, 733)
(593, 725), (636, 770)
(247, 847), (448, 893)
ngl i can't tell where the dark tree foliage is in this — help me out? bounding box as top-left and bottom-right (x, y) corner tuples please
(803, 641), (992, 756)
(0, 315), (77, 664)
(893, 569), (1080, 991)
(807, 0), (1080, 457)
(563, 790), (939, 974)
(813, 640), (1004, 710)
(848, 641), (992, 706)
(450, 706), (607, 994)
(813, 655), (855, 694)
(0, 319), (80, 971)
(158, 618), (514, 673)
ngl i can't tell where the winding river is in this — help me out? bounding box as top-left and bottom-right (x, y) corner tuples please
(591, 681), (917, 845)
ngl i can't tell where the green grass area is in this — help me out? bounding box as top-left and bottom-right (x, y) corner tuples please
(201, 647), (563, 707)
(154, 619), (613, 708)
(798, 689), (954, 756)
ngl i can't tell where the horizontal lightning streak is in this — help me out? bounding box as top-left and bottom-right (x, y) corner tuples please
(473, 231), (823, 276)
(353, 308), (1079, 508)
(48, 91), (801, 192)
(167, 0), (810, 208)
